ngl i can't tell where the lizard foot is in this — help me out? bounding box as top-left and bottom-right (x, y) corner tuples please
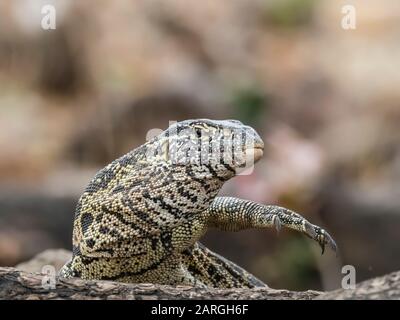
(266, 206), (338, 255)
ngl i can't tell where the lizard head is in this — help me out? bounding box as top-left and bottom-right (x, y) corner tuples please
(146, 119), (264, 181)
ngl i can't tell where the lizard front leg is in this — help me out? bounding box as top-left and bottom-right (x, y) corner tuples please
(206, 197), (337, 254)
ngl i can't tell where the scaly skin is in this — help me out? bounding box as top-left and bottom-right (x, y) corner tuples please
(59, 119), (336, 288)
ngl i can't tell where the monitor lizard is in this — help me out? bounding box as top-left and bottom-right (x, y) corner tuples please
(59, 119), (336, 288)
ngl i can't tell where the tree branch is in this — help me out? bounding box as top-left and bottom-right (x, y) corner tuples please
(0, 266), (320, 300)
(1, 249), (399, 300)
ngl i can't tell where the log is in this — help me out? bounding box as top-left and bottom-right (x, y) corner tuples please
(1, 249), (399, 300)
(1, 267), (400, 300)
(316, 270), (400, 300)
(0, 266), (320, 300)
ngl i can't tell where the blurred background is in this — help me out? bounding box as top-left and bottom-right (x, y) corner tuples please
(0, 0), (399, 291)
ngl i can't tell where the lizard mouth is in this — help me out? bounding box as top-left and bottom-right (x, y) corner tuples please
(253, 140), (264, 162)
(254, 139), (265, 162)
(253, 147), (264, 162)
(245, 142), (264, 163)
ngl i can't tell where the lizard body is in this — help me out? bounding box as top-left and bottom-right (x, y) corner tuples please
(59, 119), (336, 288)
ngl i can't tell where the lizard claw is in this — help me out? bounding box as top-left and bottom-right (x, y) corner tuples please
(316, 228), (337, 255)
(319, 241), (325, 255)
(298, 219), (338, 255)
(273, 216), (281, 234)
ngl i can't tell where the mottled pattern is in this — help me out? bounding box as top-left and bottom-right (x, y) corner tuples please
(59, 119), (336, 288)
